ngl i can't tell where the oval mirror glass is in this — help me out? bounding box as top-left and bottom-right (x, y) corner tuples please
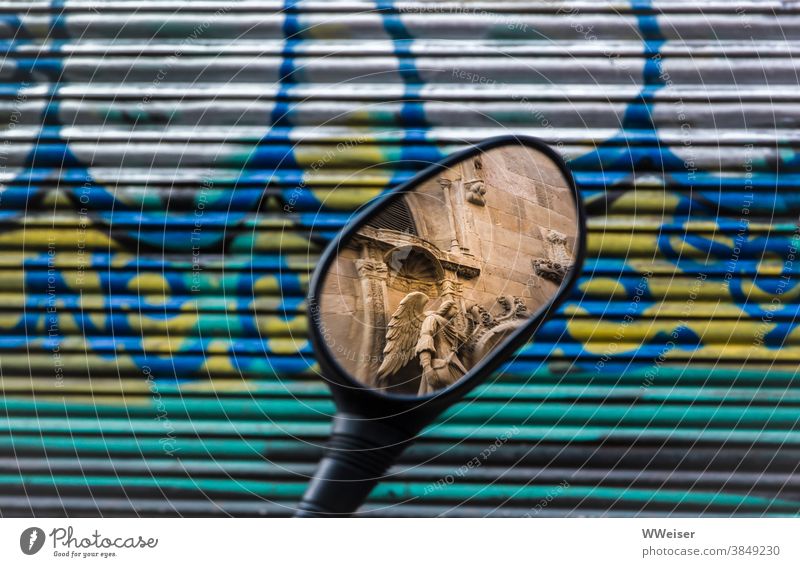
(315, 140), (581, 397)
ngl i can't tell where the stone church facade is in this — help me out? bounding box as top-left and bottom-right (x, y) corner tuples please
(319, 145), (577, 394)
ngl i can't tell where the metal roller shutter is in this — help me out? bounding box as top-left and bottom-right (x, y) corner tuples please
(1, 0), (798, 517)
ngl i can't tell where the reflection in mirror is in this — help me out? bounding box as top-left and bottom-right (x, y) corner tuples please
(318, 142), (579, 397)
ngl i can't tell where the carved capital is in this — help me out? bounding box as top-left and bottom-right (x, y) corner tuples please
(440, 278), (463, 297)
(355, 259), (388, 280)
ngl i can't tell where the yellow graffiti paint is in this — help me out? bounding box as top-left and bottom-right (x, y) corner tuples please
(579, 278), (629, 299)
(267, 337), (308, 355)
(128, 273), (171, 303)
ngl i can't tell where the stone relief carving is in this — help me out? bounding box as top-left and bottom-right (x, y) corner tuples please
(533, 228), (573, 283)
(464, 179), (486, 206)
(464, 157), (487, 206)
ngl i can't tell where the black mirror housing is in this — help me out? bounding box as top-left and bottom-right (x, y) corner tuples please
(298, 135), (586, 516)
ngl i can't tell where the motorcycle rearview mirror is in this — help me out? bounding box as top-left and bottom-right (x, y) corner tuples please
(296, 135), (585, 516)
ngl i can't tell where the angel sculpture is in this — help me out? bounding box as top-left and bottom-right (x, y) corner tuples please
(376, 292), (468, 395)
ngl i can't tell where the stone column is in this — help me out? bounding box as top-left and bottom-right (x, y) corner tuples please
(441, 275), (470, 342)
(439, 177), (463, 255)
(354, 259), (389, 384)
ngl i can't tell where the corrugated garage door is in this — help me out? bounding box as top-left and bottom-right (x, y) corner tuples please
(1, 0), (799, 517)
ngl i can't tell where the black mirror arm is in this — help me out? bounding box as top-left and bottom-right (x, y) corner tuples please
(294, 412), (423, 517)
(296, 136), (585, 517)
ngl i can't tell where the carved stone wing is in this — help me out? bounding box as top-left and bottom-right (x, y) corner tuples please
(376, 291), (429, 382)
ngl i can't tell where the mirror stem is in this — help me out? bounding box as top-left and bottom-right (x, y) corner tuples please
(294, 413), (415, 517)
